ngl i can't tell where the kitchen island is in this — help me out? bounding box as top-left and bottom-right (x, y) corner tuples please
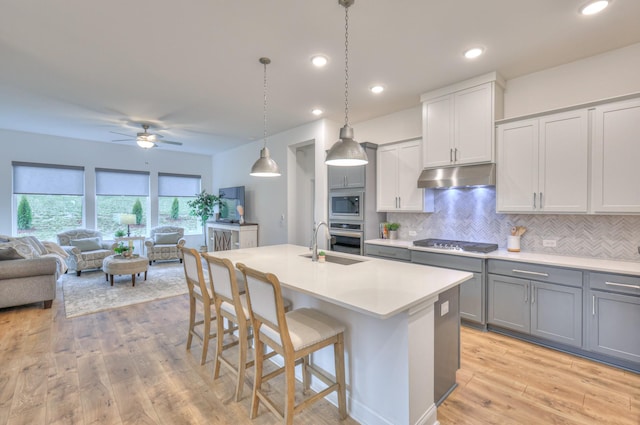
(207, 244), (472, 425)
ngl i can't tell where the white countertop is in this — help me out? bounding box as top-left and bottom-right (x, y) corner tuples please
(206, 244), (472, 319)
(366, 238), (640, 276)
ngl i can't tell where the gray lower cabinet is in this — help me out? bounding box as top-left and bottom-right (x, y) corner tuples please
(364, 243), (411, 262)
(488, 260), (583, 348)
(411, 251), (485, 325)
(587, 272), (640, 363)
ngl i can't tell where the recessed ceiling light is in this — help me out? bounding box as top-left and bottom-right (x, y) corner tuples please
(311, 55), (328, 67)
(464, 47), (484, 59)
(370, 85), (385, 94)
(580, 0), (609, 15)
(311, 108), (323, 116)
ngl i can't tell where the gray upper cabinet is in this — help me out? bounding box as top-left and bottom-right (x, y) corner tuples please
(328, 164), (365, 189)
(488, 260), (583, 348)
(587, 272), (640, 363)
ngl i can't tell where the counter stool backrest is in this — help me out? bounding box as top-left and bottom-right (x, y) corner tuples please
(182, 248), (211, 301)
(237, 263), (288, 347)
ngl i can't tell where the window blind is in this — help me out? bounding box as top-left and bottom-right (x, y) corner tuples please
(95, 168), (150, 196)
(12, 162), (84, 195)
(158, 173), (201, 197)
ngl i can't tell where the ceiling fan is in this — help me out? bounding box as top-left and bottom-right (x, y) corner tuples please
(110, 124), (182, 149)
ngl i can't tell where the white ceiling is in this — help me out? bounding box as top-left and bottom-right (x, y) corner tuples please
(1, 0), (640, 155)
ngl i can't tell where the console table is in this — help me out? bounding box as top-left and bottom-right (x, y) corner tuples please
(206, 222), (258, 251)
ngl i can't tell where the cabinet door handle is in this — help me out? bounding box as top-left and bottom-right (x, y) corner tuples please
(454, 148), (458, 162)
(531, 286), (535, 304)
(450, 148), (453, 163)
(533, 192), (537, 209)
(513, 269), (549, 277)
(592, 295), (596, 315)
(605, 281), (640, 289)
(344, 176), (347, 187)
(524, 283), (528, 303)
(539, 192), (543, 209)
(398, 197), (401, 209)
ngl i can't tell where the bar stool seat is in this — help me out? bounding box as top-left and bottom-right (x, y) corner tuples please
(260, 308), (345, 351)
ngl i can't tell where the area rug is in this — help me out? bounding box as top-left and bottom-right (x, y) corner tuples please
(62, 261), (187, 318)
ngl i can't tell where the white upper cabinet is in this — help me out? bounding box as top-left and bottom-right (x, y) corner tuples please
(377, 139), (431, 212)
(591, 98), (640, 213)
(421, 73), (504, 169)
(497, 110), (589, 213)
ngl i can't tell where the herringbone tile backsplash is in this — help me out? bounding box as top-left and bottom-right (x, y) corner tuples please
(388, 187), (640, 261)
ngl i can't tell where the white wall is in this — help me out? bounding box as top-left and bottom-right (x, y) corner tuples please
(0, 129), (212, 247)
(212, 119), (337, 247)
(353, 106), (421, 146)
(504, 42), (640, 118)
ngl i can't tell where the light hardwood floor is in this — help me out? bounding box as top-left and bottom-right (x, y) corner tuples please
(0, 276), (638, 425)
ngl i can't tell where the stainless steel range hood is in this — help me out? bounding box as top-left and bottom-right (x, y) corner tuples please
(417, 163), (496, 189)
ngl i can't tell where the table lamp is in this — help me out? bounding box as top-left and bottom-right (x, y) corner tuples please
(118, 214), (136, 237)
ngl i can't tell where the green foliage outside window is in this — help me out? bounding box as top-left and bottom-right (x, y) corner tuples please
(131, 199), (143, 225)
(17, 196), (33, 230)
(170, 197), (180, 220)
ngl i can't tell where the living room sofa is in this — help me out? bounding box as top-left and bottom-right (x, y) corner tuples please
(0, 235), (67, 309)
(0, 257), (58, 309)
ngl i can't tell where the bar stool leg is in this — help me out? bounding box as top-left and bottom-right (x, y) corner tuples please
(284, 355), (296, 425)
(201, 305), (212, 365)
(187, 296), (195, 350)
(213, 311), (225, 379)
(335, 333), (347, 419)
(235, 320), (249, 401)
(250, 338), (264, 419)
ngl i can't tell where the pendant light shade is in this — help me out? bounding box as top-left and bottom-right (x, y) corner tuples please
(325, 0), (368, 167)
(250, 57), (281, 177)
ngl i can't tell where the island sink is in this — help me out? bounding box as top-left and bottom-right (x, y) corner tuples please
(300, 253), (364, 265)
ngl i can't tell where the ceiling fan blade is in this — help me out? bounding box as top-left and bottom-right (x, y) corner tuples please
(156, 140), (182, 146)
(110, 131), (135, 138)
(112, 138), (134, 142)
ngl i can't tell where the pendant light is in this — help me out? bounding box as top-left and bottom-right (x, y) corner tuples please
(325, 0), (368, 167)
(250, 57), (281, 177)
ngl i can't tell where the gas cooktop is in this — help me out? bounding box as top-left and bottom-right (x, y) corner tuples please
(413, 238), (498, 253)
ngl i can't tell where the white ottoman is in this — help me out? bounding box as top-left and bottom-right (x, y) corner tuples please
(103, 255), (149, 287)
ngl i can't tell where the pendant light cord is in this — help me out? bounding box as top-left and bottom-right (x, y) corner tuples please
(344, 5), (350, 127)
(263, 60), (268, 148)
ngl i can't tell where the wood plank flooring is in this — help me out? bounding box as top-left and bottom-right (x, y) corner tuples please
(0, 274), (638, 425)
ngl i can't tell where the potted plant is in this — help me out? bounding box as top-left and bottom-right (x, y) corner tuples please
(113, 242), (133, 257)
(188, 190), (221, 251)
(114, 229), (126, 238)
(387, 223), (400, 240)
(318, 250), (326, 263)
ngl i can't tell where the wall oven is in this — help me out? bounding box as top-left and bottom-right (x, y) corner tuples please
(329, 191), (364, 221)
(329, 222), (363, 256)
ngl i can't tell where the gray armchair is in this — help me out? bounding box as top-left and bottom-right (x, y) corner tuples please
(145, 226), (186, 265)
(56, 229), (115, 276)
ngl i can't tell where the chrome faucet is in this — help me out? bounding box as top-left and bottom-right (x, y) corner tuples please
(310, 221), (329, 261)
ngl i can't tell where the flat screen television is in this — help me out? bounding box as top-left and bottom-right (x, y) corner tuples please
(218, 186), (245, 223)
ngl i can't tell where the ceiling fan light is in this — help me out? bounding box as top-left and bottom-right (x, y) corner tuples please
(137, 139), (155, 149)
(250, 147), (281, 176)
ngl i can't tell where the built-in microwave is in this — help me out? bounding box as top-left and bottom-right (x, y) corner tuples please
(329, 191), (364, 221)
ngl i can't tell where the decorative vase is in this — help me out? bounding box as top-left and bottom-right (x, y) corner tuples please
(318, 255), (326, 263)
(389, 230), (398, 240)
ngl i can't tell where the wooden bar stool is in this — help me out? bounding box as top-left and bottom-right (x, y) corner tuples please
(203, 253), (257, 401)
(237, 263), (347, 425)
(181, 247), (235, 365)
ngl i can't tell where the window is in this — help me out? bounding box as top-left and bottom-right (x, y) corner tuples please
(96, 168), (150, 237)
(12, 162), (85, 241)
(158, 173), (201, 234)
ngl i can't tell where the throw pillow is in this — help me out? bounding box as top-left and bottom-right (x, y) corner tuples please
(19, 236), (48, 256)
(154, 232), (180, 244)
(0, 240), (37, 259)
(0, 247), (24, 261)
(70, 237), (102, 252)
